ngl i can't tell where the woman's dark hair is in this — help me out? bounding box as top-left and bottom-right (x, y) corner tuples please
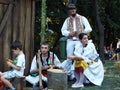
(11, 40), (22, 50)
(78, 33), (87, 40)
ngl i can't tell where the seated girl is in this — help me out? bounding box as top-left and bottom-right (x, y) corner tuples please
(68, 33), (104, 88)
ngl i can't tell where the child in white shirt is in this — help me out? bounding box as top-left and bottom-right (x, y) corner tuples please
(0, 40), (25, 90)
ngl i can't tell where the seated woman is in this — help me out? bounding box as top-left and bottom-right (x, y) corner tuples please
(68, 33), (104, 88)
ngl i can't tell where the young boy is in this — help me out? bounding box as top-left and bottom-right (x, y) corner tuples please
(0, 40), (25, 90)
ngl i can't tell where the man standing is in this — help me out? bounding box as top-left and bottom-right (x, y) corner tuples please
(61, 3), (92, 80)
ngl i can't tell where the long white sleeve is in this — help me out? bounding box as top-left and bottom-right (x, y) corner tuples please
(61, 19), (70, 37)
(30, 56), (37, 73)
(81, 16), (92, 33)
(74, 41), (99, 62)
(53, 54), (62, 68)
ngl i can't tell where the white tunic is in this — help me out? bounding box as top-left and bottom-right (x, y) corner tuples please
(74, 41), (104, 86)
(13, 52), (25, 76)
(26, 52), (62, 85)
(30, 52), (62, 73)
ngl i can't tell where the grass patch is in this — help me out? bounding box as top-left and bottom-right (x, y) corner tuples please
(67, 61), (120, 90)
(26, 61), (120, 90)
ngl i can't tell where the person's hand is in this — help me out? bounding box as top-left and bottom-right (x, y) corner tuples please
(44, 65), (50, 69)
(69, 31), (76, 37)
(67, 55), (75, 60)
(49, 65), (55, 69)
(6, 61), (13, 67)
(6, 58), (13, 63)
(62, 69), (66, 72)
(74, 31), (80, 35)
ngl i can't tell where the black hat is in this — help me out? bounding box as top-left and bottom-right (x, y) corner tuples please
(67, 4), (76, 10)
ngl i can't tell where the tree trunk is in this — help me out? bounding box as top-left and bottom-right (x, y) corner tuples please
(93, 0), (105, 61)
(47, 69), (68, 90)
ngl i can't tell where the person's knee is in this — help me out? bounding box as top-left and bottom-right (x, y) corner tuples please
(0, 72), (3, 77)
(0, 75), (5, 81)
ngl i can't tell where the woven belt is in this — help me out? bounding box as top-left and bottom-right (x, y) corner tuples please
(87, 59), (98, 65)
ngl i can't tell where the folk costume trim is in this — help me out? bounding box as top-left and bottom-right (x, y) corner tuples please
(31, 52), (54, 77)
(40, 52), (54, 66)
(67, 15), (84, 38)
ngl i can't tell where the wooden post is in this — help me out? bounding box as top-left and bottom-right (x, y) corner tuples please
(40, 0), (47, 43)
(47, 69), (67, 90)
(37, 50), (43, 89)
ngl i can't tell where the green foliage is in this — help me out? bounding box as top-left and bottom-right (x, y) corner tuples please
(108, 2), (120, 30)
(34, 0), (120, 51)
(98, 0), (120, 42)
(35, 0), (68, 51)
